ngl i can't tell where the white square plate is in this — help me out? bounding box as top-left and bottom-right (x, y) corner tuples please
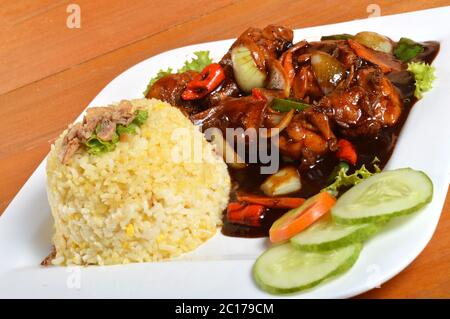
(1, 7), (450, 298)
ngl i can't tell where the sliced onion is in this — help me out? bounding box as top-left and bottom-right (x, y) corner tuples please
(310, 51), (344, 95)
(261, 166), (302, 196)
(231, 45), (267, 93)
(261, 109), (294, 138)
(266, 59), (290, 97)
(208, 128), (246, 169)
(354, 31), (393, 54)
(265, 113), (284, 127)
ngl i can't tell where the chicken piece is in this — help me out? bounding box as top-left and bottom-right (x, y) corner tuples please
(145, 71), (200, 113)
(291, 65), (323, 100)
(317, 67), (402, 136)
(279, 109), (337, 165)
(191, 96), (269, 132)
(317, 86), (365, 128)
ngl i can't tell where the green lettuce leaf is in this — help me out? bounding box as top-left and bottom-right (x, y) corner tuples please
(178, 51), (212, 73)
(86, 132), (119, 155)
(117, 123), (138, 135)
(407, 61), (436, 99)
(143, 51), (212, 96)
(394, 37), (424, 62)
(133, 109), (149, 126)
(143, 68), (173, 95)
(84, 110), (149, 155)
(322, 162), (381, 197)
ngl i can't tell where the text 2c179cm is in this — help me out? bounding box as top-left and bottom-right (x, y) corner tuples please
(218, 303), (274, 314)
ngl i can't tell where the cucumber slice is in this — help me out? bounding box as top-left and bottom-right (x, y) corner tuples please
(291, 217), (379, 251)
(253, 243), (361, 294)
(332, 168), (433, 224)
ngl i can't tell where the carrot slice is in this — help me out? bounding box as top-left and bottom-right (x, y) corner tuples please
(336, 139), (357, 165)
(269, 192), (336, 243)
(348, 39), (402, 73)
(236, 194), (305, 209)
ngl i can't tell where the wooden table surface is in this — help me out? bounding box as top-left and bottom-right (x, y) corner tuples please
(1, 0), (449, 298)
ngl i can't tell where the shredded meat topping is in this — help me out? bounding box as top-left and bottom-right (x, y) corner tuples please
(41, 246), (56, 266)
(60, 100), (136, 164)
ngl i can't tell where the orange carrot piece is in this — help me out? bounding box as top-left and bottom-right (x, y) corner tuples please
(236, 194), (305, 209)
(269, 192), (336, 243)
(227, 203), (265, 227)
(348, 39), (402, 73)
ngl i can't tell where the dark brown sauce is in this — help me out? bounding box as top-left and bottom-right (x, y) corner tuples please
(222, 41), (440, 238)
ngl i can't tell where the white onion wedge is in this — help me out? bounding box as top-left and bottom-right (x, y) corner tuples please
(267, 59), (290, 97)
(354, 31), (393, 54)
(260, 109), (294, 138)
(261, 166), (301, 196)
(310, 51), (344, 95)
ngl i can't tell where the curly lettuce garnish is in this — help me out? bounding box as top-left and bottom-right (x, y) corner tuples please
(407, 61), (436, 99)
(143, 51), (213, 96)
(323, 161), (381, 197)
(86, 132), (119, 155)
(143, 68), (173, 95)
(85, 110), (148, 155)
(178, 51), (213, 73)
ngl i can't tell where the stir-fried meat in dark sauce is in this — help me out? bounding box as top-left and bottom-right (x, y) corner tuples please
(147, 25), (293, 113)
(145, 25), (439, 237)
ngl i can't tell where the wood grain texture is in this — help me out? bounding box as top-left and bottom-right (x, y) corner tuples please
(0, 0), (449, 298)
(0, 0), (236, 94)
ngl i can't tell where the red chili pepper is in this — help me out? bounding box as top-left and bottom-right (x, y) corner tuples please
(182, 63), (225, 100)
(251, 88), (267, 101)
(226, 202), (265, 227)
(227, 202), (246, 212)
(336, 139), (357, 165)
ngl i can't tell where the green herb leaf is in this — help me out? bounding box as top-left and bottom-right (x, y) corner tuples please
(407, 62), (436, 99)
(143, 51), (212, 96)
(322, 162), (381, 197)
(320, 34), (354, 41)
(394, 37), (424, 62)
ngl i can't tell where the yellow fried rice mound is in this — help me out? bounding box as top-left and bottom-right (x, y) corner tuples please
(46, 98), (230, 265)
